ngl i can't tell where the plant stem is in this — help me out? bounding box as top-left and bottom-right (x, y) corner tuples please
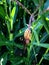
(9, 0), (13, 41)
(38, 48), (49, 65)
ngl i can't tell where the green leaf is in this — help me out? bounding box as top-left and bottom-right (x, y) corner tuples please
(0, 1), (3, 4)
(10, 3), (17, 28)
(33, 42), (49, 48)
(32, 17), (43, 33)
(33, 30), (40, 44)
(0, 40), (24, 49)
(0, 52), (8, 65)
(0, 6), (5, 18)
(0, 41), (13, 46)
(9, 55), (24, 65)
(32, 0), (39, 6)
(0, 31), (6, 41)
(43, 53), (49, 60)
(44, 0), (49, 9)
(40, 32), (49, 43)
(43, 18), (49, 34)
(14, 26), (27, 39)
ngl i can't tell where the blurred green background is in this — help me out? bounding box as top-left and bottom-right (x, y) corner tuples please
(0, 0), (49, 65)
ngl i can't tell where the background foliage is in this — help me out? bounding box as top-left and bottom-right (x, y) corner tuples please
(0, 0), (49, 65)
